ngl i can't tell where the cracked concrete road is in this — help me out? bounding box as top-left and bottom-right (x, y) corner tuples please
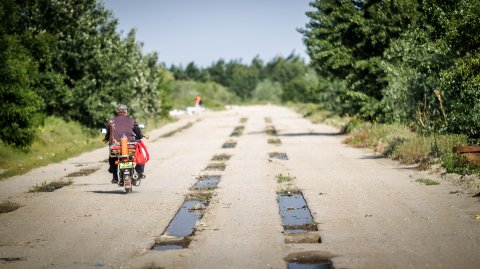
(1, 105), (479, 269)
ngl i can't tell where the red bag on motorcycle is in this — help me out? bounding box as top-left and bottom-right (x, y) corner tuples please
(134, 141), (150, 165)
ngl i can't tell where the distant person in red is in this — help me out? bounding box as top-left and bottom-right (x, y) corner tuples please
(195, 95), (203, 107)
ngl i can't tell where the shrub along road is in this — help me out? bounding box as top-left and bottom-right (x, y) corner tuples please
(0, 106), (479, 269)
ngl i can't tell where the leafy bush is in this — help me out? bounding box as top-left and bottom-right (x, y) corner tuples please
(170, 80), (239, 110)
(251, 79), (282, 103)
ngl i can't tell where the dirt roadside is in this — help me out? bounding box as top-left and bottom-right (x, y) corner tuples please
(1, 105), (479, 269)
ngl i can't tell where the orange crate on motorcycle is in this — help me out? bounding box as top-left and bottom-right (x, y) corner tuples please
(109, 144), (136, 157)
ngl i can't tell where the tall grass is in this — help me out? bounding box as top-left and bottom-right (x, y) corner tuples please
(0, 117), (104, 180)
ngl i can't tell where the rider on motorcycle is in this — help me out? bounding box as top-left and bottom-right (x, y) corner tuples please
(104, 104), (146, 183)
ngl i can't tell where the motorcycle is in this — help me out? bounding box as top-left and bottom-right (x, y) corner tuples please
(102, 125), (148, 193)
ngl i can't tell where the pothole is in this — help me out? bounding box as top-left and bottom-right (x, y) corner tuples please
(230, 126), (245, 137)
(205, 162), (226, 171)
(152, 236), (192, 251)
(265, 125), (277, 136)
(222, 141), (237, 148)
(152, 199), (209, 251)
(0, 201), (22, 214)
(0, 257), (28, 263)
(285, 251), (335, 269)
(269, 152), (288, 160)
(65, 167), (100, 177)
(268, 138), (282, 145)
(29, 179), (73, 193)
(211, 154), (231, 161)
(278, 192), (317, 233)
(191, 175), (221, 190)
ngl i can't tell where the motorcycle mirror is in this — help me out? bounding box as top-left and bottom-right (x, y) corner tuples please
(139, 124), (145, 129)
(101, 128), (107, 134)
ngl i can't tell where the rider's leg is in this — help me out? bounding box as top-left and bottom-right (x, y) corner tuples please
(135, 164), (145, 179)
(109, 157), (118, 182)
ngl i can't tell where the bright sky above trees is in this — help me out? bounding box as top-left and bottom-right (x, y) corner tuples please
(102, 0), (312, 67)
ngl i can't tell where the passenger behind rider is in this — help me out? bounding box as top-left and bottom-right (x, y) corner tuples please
(104, 104), (146, 183)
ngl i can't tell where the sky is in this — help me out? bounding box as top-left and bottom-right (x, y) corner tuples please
(102, 0), (313, 67)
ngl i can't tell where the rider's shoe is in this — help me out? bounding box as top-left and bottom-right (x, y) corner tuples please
(138, 173), (146, 179)
(111, 178), (118, 184)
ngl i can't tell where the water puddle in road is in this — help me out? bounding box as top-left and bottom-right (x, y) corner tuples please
(269, 152), (289, 160)
(287, 261), (333, 269)
(230, 126), (245, 137)
(165, 200), (207, 237)
(285, 252), (334, 269)
(192, 175), (221, 190)
(152, 199), (208, 251)
(277, 192), (317, 233)
(222, 141), (237, 148)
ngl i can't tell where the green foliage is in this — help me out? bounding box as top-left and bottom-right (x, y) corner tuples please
(0, 36), (44, 148)
(0, 0), (172, 148)
(252, 80), (282, 103)
(276, 173), (295, 183)
(302, 0), (419, 120)
(302, 0), (480, 141)
(170, 80), (239, 110)
(170, 53), (314, 103)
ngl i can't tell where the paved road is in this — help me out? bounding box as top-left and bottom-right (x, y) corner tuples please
(1, 105), (479, 269)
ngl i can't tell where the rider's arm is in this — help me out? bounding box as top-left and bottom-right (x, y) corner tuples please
(104, 123), (110, 142)
(133, 122), (143, 140)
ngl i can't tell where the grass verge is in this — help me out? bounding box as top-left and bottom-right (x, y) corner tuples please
(0, 116), (170, 180)
(0, 117), (103, 180)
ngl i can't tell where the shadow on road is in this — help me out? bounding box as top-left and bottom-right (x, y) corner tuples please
(245, 131), (342, 136)
(278, 132), (342, 137)
(359, 155), (385, 160)
(87, 190), (127, 195)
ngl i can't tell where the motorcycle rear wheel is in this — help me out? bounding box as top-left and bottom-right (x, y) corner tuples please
(124, 175), (133, 193)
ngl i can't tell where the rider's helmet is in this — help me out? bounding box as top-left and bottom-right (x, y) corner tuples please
(116, 104), (128, 115)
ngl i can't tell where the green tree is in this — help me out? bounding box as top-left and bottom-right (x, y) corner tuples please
(252, 80), (282, 103)
(0, 36), (44, 147)
(302, 0), (420, 119)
